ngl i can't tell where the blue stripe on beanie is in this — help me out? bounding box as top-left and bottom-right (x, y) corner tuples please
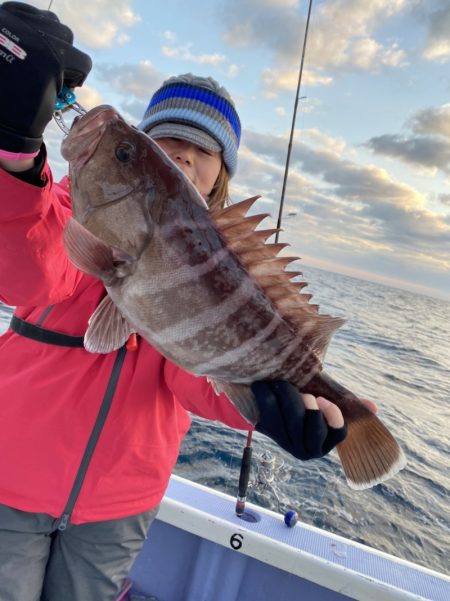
(149, 84), (241, 141)
(138, 75), (241, 177)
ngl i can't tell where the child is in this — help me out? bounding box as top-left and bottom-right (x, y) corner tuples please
(0, 3), (346, 600)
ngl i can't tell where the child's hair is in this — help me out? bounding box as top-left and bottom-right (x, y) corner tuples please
(208, 162), (230, 212)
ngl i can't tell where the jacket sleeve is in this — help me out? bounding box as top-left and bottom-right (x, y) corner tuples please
(164, 360), (253, 431)
(0, 159), (83, 306)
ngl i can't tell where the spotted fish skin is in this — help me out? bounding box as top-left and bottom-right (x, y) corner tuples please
(123, 209), (314, 383)
(62, 105), (407, 490)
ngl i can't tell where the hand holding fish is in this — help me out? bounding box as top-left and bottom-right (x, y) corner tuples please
(252, 381), (348, 460)
(252, 382), (379, 460)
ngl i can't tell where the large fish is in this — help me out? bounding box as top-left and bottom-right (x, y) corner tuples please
(62, 105), (406, 490)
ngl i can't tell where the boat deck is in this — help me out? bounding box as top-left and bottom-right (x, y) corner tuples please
(128, 476), (450, 600)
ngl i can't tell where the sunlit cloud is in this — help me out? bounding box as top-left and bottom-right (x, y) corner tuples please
(220, 0), (408, 81)
(75, 85), (105, 111)
(302, 128), (347, 155)
(422, 3), (450, 63)
(261, 67), (333, 98)
(161, 44), (226, 66)
(32, 0), (141, 48)
(95, 61), (163, 101)
(27, 0), (449, 298)
(408, 104), (450, 139)
(423, 40), (450, 62)
(232, 128), (450, 283)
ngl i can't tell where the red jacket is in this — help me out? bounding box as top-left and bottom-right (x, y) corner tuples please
(0, 160), (250, 524)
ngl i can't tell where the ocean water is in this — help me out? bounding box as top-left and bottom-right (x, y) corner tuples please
(1, 266), (449, 575)
(173, 266), (450, 575)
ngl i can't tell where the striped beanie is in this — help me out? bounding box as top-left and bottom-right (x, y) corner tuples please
(137, 73), (241, 177)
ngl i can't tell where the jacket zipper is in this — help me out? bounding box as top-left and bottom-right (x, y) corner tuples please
(58, 345), (127, 530)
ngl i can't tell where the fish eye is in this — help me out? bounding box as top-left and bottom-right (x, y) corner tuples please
(115, 142), (134, 163)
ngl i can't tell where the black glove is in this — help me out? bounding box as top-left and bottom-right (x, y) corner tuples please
(0, 1), (92, 154)
(252, 380), (347, 460)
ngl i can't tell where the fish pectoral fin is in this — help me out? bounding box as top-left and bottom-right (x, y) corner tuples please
(337, 409), (407, 490)
(208, 378), (259, 425)
(63, 217), (135, 283)
(85, 294), (134, 353)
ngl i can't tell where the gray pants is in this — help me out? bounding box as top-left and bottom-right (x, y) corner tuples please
(0, 503), (158, 601)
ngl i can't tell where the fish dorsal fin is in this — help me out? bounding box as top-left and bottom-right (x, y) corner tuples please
(295, 313), (346, 359)
(211, 196), (261, 227)
(237, 243), (289, 264)
(85, 294), (134, 353)
(219, 213), (271, 238)
(226, 228), (280, 253)
(263, 281), (308, 299)
(246, 256), (300, 277)
(212, 197), (345, 358)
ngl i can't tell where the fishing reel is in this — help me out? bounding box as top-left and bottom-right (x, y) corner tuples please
(235, 442), (299, 527)
(53, 86), (87, 135)
(250, 450), (293, 513)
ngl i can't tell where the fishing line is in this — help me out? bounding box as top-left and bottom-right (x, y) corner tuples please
(310, 464), (341, 526)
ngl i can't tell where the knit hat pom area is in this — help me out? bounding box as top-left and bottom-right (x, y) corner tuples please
(138, 73), (241, 177)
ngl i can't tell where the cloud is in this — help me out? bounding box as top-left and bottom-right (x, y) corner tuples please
(233, 144), (288, 206)
(365, 134), (450, 175)
(34, 0), (141, 49)
(438, 193), (450, 207)
(94, 61), (163, 101)
(302, 129), (348, 155)
(227, 64), (240, 78)
(261, 67), (333, 97)
(422, 2), (450, 62)
(232, 128), (450, 277)
(219, 0), (408, 92)
(365, 104), (450, 175)
(75, 85), (105, 111)
(161, 44), (226, 66)
(93, 61), (166, 121)
(408, 104), (450, 139)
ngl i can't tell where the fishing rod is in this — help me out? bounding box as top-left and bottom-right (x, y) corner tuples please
(235, 0), (314, 523)
(275, 0), (313, 243)
(235, 430), (253, 517)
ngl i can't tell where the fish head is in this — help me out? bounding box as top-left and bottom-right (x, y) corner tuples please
(61, 105), (208, 260)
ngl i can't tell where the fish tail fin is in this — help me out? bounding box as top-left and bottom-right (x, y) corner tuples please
(337, 410), (407, 490)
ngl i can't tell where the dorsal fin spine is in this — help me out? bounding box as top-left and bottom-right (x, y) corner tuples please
(213, 196), (344, 356)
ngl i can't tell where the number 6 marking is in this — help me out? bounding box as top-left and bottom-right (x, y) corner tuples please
(230, 533), (243, 550)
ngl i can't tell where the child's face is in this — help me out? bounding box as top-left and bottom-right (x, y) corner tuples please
(154, 137), (222, 199)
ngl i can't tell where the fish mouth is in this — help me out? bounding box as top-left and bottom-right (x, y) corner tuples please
(61, 105), (123, 167)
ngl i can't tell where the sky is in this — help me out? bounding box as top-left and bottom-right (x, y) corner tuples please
(32, 0), (450, 300)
